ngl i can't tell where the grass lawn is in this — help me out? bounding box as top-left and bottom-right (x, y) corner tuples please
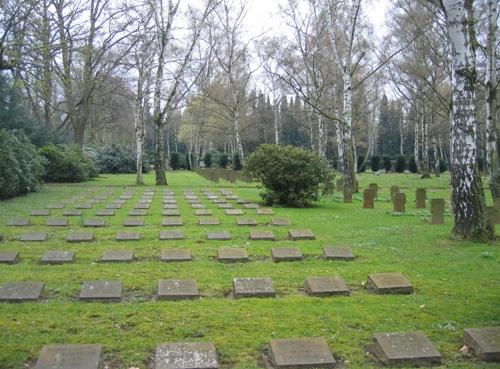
(0, 171), (498, 368)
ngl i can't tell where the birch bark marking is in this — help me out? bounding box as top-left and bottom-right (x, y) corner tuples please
(443, 0), (493, 240)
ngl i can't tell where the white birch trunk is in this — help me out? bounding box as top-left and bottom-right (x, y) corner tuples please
(421, 107), (430, 178)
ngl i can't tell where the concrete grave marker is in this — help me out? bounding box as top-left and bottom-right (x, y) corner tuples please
(7, 218), (30, 226)
(217, 248), (249, 262)
(106, 203), (122, 209)
(430, 199), (445, 224)
(129, 209), (147, 216)
(256, 208), (274, 215)
(157, 279), (199, 300)
(20, 232), (48, 242)
(46, 218), (69, 227)
(244, 203), (259, 209)
(392, 192), (406, 213)
(162, 217), (183, 227)
(154, 342), (218, 369)
(207, 231), (231, 240)
(198, 218), (220, 225)
(0, 282), (43, 301)
(101, 250), (134, 262)
(75, 203), (92, 209)
(225, 209), (244, 216)
(160, 249), (192, 262)
(288, 229), (315, 240)
(41, 251), (75, 264)
(63, 210), (82, 217)
(31, 209), (50, 216)
(163, 204), (179, 210)
(34, 344), (103, 369)
(323, 247), (355, 260)
(191, 204), (206, 209)
(269, 337), (336, 369)
(160, 230), (184, 240)
(163, 210), (181, 216)
(195, 209), (213, 216)
(115, 231), (140, 241)
(217, 203), (233, 209)
(66, 232), (94, 243)
(249, 230), (275, 241)
(270, 218), (291, 226)
(95, 210), (115, 216)
(0, 251), (19, 264)
(464, 326), (500, 362)
(363, 188), (376, 209)
(123, 218), (144, 227)
(134, 203), (150, 209)
(416, 188), (426, 209)
(233, 277), (275, 298)
(271, 248), (303, 262)
(236, 218), (257, 226)
(79, 281), (122, 301)
(83, 219), (106, 227)
(46, 203), (64, 209)
(305, 276), (350, 296)
(343, 184), (353, 203)
(367, 272), (413, 294)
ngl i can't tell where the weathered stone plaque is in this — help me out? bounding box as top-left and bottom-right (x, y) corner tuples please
(79, 280), (122, 301)
(343, 185), (353, 203)
(46, 218), (69, 227)
(66, 232), (94, 243)
(75, 203), (92, 209)
(367, 273), (413, 294)
(0, 282), (43, 301)
(336, 178), (344, 191)
(162, 217), (183, 227)
(106, 203), (122, 209)
(163, 204), (179, 210)
(464, 326), (500, 362)
(195, 209), (213, 216)
(249, 230), (275, 241)
(164, 199), (178, 204)
(134, 203), (150, 210)
(7, 218), (30, 226)
(236, 199), (251, 204)
(157, 279), (199, 300)
(416, 188), (426, 209)
(20, 232), (48, 242)
(101, 250), (134, 262)
(63, 210), (83, 217)
(269, 337), (336, 369)
(217, 248), (249, 262)
(369, 183), (379, 197)
(271, 218), (291, 226)
(47, 203), (64, 209)
(363, 188), (376, 209)
(0, 251), (19, 264)
(207, 231), (231, 240)
(372, 331), (442, 366)
(191, 203), (206, 209)
(233, 277), (275, 298)
(160, 230), (184, 240)
(430, 199), (445, 224)
(236, 218), (257, 226)
(83, 218), (106, 227)
(323, 247), (355, 260)
(288, 229), (315, 240)
(129, 209), (147, 216)
(305, 276), (350, 296)
(271, 248), (303, 262)
(390, 186), (400, 199)
(155, 342), (218, 369)
(218, 203), (234, 209)
(244, 203), (259, 209)
(95, 210), (115, 216)
(199, 218), (220, 225)
(115, 231), (140, 241)
(392, 192), (406, 213)
(225, 209), (244, 216)
(163, 210), (181, 216)
(34, 344), (103, 369)
(256, 208), (274, 215)
(123, 218), (144, 227)
(41, 251), (75, 264)
(160, 249), (192, 262)
(31, 209), (49, 216)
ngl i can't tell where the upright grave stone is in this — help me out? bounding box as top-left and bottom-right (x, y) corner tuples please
(392, 192), (406, 213)
(430, 199), (445, 224)
(390, 185), (400, 199)
(363, 188), (376, 209)
(336, 178), (344, 192)
(368, 183), (378, 197)
(416, 188), (426, 209)
(343, 184), (352, 203)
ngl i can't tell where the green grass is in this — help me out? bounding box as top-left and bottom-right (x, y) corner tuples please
(0, 171), (499, 369)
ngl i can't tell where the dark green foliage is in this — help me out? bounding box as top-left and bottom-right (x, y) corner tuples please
(170, 152), (180, 170)
(376, 94), (403, 156)
(243, 144), (333, 207)
(409, 156), (418, 173)
(233, 153), (242, 170)
(0, 129), (45, 199)
(478, 156), (485, 172)
(439, 159), (447, 173)
(185, 153), (192, 170)
(357, 155), (366, 172)
(218, 153), (228, 168)
(371, 156), (381, 172)
(383, 156), (392, 172)
(203, 152), (212, 168)
(39, 144), (97, 182)
(395, 155), (406, 173)
(96, 145), (149, 174)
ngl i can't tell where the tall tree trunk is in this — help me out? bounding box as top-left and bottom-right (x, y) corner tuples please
(443, 0), (493, 240)
(421, 106), (430, 178)
(154, 119), (167, 185)
(135, 62), (145, 185)
(414, 112), (421, 172)
(233, 101), (244, 163)
(274, 95), (281, 144)
(433, 137), (440, 177)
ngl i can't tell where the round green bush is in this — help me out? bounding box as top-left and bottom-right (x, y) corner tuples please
(96, 144), (149, 174)
(370, 156), (381, 172)
(233, 153), (242, 170)
(439, 159), (447, 173)
(170, 152), (180, 170)
(203, 152), (212, 168)
(39, 144), (97, 182)
(218, 153), (228, 168)
(243, 144), (333, 207)
(395, 155), (406, 173)
(382, 156), (392, 172)
(409, 156), (418, 173)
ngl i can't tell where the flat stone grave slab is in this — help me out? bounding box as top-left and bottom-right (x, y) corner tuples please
(225, 209), (244, 216)
(79, 281), (122, 301)
(464, 326), (500, 362)
(218, 203), (233, 209)
(138, 199), (152, 204)
(101, 250), (134, 262)
(116, 231), (140, 241)
(89, 199), (101, 204)
(46, 218), (69, 227)
(20, 232), (48, 242)
(134, 203), (150, 209)
(41, 251), (75, 264)
(269, 337), (336, 369)
(199, 217), (220, 225)
(212, 199), (225, 204)
(63, 210), (82, 216)
(217, 248), (249, 262)
(66, 232), (94, 243)
(233, 277), (275, 298)
(163, 209), (181, 216)
(7, 218), (30, 226)
(191, 203), (206, 209)
(83, 218), (106, 228)
(164, 199), (177, 204)
(195, 209), (213, 216)
(323, 247), (355, 260)
(75, 203), (92, 209)
(305, 276), (350, 296)
(271, 218), (291, 226)
(236, 199), (251, 204)
(46, 203), (64, 209)
(160, 230), (184, 240)
(106, 203), (122, 209)
(372, 331), (442, 366)
(0, 282), (43, 301)
(243, 203), (259, 209)
(187, 199), (202, 204)
(226, 194), (238, 200)
(31, 209), (49, 216)
(34, 344), (103, 369)
(95, 209), (115, 216)
(162, 217), (183, 226)
(163, 204), (178, 209)
(123, 218), (144, 227)
(0, 251), (19, 264)
(129, 209), (147, 216)
(157, 279), (199, 300)
(207, 231), (231, 240)
(236, 218), (257, 226)
(256, 208), (274, 215)
(155, 342), (218, 369)
(367, 273), (413, 294)
(114, 199), (127, 205)
(249, 230), (275, 241)
(288, 229), (315, 240)
(160, 249), (192, 262)
(271, 248), (303, 262)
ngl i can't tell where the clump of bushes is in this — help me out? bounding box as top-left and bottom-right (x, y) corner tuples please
(96, 144), (149, 174)
(370, 155), (380, 172)
(203, 152), (212, 168)
(439, 159), (447, 173)
(218, 154), (228, 168)
(170, 152), (180, 170)
(39, 144), (97, 182)
(244, 144), (333, 207)
(382, 156), (392, 172)
(395, 155), (406, 173)
(0, 129), (45, 199)
(233, 153), (242, 170)
(409, 156), (418, 173)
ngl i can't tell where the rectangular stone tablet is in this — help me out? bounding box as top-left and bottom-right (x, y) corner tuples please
(115, 231), (140, 241)
(236, 218), (257, 226)
(95, 210), (115, 216)
(19, 232), (48, 242)
(305, 276), (350, 296)
(233, 277), (275, 298)
(195, 209), (213, 216)
(0, 251), (19, 264)
(66, 232), (94, 243)
(157, 279), (199, 300)
(249, 230), (275, 241)
(79, 280), (122, 301)
(160, 249), (192, 262)
(46, 203), (64, 209)
(217, 248), (249, 262)
(464, 327), (500, 362)
(106, 203), (122, 209)
(256, 208), (274, 215)
(63, 210), (82, 217)
(288, 229), (315, 240)
(162, 217), (183, 226)
(101, 250), (134, 262)
(154, 342), (218, 369)
(271, 248), (303, 262)
(367, 273), (413, 294)
(270, 218), (291, 226)
(123, 218), (144, 227)
(46, 218), (69, 227)
(129, 209), (147, 216)
(134, 203), (150, 209)
(31, 209), (50, 216)
(207, 231), (231, 240)
(41, 251), (75, 264)
(225, 209), (244, 216)
(198, 218), (220, 225)
(34, 344), (102, 369)
(323, 247), (355, 260)
(269, 337), (336, 369)
(75, 203), (92, 209)
(160, 230), (184, 240)
(7, 218), (30, 226)
(0, 282), (43, 301)
(163, 209), (180, 216)
(83, 218), (106, 227)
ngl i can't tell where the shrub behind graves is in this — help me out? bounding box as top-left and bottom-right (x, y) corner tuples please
(395, 155), (406, 173)
(95, 144), (149, 174)
(357, 155), (366, 172)
(244, 144), (333, 207)
(371, 156), (380, 172)
(0, 129), (45, 199)
(40, 144), (97, 182)
(203, 152), (212, 168)
(218, 153), (228, 168)
(233, 153), (242, 170)
(383, 156), (392, 172)
(170, 152), (180, 170)
(439, 159), (447, 173)
(409, 156), (418, 173)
